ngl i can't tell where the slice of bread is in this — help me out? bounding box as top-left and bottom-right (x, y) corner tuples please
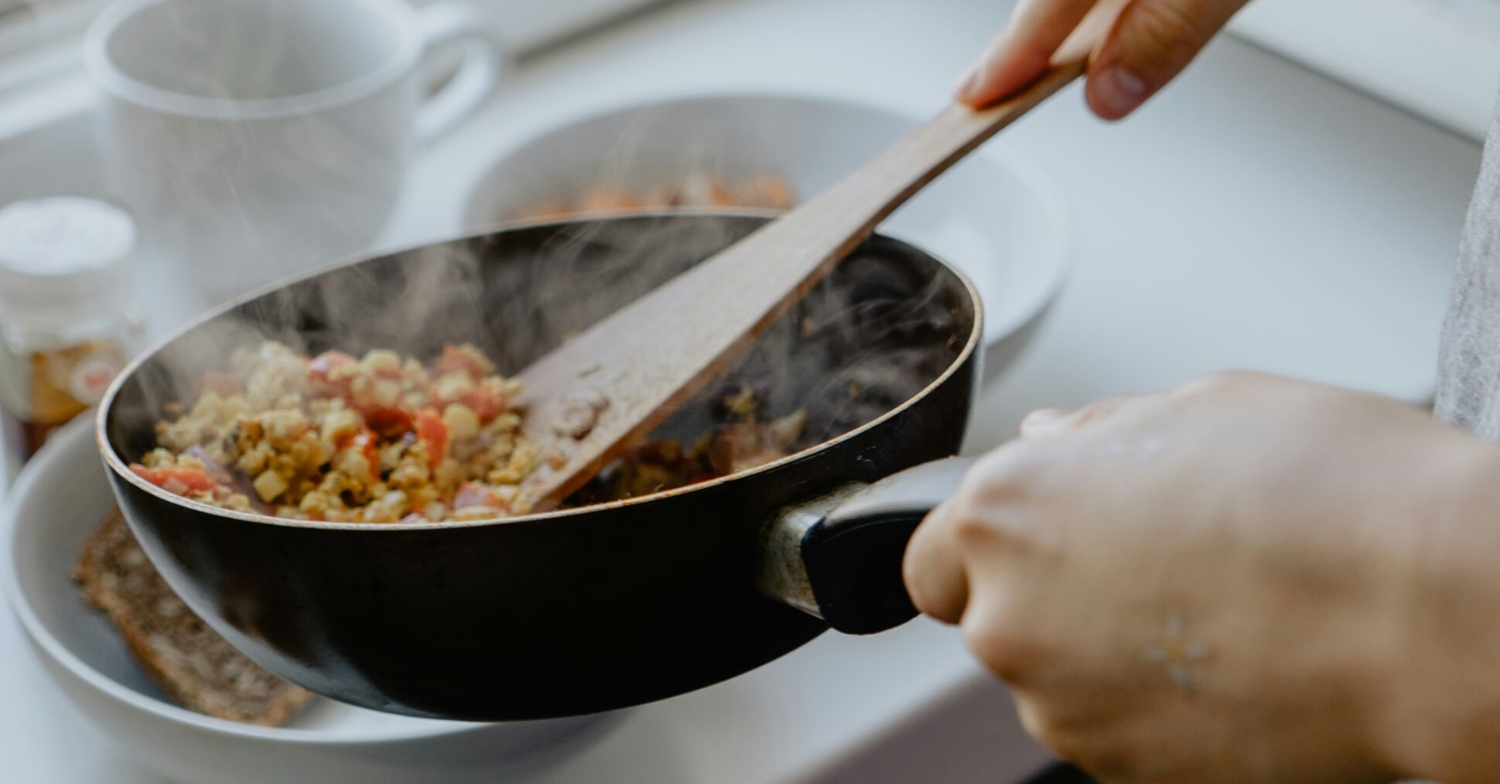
(74, 510), (314, 726)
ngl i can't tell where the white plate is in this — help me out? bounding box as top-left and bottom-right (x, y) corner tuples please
(461, 91), (1075, 383)
(0, 417), (623, 784)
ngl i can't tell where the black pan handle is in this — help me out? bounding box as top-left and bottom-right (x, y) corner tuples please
(759, 457), (977, 634)
(1019, 763), (1096, 783)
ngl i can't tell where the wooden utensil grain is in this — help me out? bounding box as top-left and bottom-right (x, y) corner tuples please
(513, 55), (1090, 512)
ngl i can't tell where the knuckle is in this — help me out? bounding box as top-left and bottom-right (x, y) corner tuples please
(1176, 368), (1236, 392)
(972, 440), (1031, 481)
(1015, 697), (1147, 778)
(1019, 407), (1069, 438)
(1014, 696), (1051, 745)
(1063, 393), (1170, 434)
(1032, 720), (1090, 764)
(1175, 369), (1255, 398)
(1017, 699), (1132, 778)
(943, 443), (1057, 548)
(961, 449), (1031, 506)
(1175, 373), (1227, 397)
(962, 619), (1045, 684)
(1073, 394), (1135, 426)
(1120, 0), (1211, 71)
(908, 582), (964, 625)
(949, 498), (1027, 551)
(1077, 746), (1145, 782)
(903, 509), (971, 623)
(951, 513), (995, 548)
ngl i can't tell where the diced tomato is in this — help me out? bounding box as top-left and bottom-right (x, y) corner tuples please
(431, 345), (491, 382)
(337, 429), (380, 482)
(453, 482), (507, 511)
(307, 351), (357, 392)
(430, 383), (505, 424)
(359, 404), (413, 438)
(131, 465), (222, 495)
(311, 352), (415, 436)
(453, 388), (504, 423)
(414, 409), (448, 461)
(197, 372), (241, 397)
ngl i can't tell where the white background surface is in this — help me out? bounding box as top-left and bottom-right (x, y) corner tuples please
(1231, 0), (1500, 140)
(0, 0), (1488, 780)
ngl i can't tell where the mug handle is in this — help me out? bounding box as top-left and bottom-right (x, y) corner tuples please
(414, 0), (508, 142)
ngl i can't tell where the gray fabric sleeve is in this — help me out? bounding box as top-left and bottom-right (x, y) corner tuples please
(1437, 95), (1500, 440)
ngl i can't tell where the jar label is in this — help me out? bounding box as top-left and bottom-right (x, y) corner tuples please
(69, 352), (122, 406)
(2, 338), (128, 473)
(29, 340), (124, 425)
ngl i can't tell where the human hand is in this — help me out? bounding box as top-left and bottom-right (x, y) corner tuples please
(958, 0), (1254, 120)
(904, 373), (1497, 782)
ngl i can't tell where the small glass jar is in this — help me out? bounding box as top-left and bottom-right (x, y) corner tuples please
(0, 198), (143, 483)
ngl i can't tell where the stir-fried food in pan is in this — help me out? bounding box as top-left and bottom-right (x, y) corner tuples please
(132, 342), (537, 522)
(131, 341), (808, 523)
(577, 410), (807, 503)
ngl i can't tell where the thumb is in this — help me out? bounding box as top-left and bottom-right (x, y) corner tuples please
(1086, 0), (1251, 120)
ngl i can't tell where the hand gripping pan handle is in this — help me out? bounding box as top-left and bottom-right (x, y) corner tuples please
(759, 457), (977, 634)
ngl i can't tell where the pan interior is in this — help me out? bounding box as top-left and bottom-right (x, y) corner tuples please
(105, 213), (979, 512)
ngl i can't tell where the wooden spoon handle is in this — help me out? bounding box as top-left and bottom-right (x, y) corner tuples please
(765, 58), (1090, 273)
(514, 57), (1090, 511)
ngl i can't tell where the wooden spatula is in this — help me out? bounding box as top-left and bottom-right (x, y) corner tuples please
(512, 53), (1092, 513)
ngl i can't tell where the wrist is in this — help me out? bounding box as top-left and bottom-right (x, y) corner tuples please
(1370, 434), (1500, 782)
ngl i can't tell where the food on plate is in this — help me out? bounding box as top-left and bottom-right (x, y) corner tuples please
(75, 510), (314, 725)
(133, 341), (538, 522)
(515, 172), (796, 221)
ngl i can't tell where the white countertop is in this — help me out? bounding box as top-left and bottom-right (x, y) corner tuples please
(0, 0), (1484, 781)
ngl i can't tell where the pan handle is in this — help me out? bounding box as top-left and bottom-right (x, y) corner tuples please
(759, 457), (977, 635)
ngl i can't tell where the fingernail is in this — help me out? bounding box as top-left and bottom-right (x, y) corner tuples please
(1093, 67), (1149, 118)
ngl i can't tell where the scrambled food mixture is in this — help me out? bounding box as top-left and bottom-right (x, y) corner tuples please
(131, 342), (538, 523)
(131, 342), (809, 524)
(581, 407), (807, 504)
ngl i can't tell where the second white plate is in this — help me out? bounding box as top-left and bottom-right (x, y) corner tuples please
(460, 91), (1075, 383)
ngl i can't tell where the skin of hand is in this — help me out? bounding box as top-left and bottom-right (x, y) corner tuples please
(904, 371), (1500, 783)
(957, 0), (1255, 119)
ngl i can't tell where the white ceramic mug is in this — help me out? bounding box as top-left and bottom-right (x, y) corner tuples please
(85, 0), (505, 304)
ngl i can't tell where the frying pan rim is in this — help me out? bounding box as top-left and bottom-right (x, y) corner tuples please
(96, 209), (983, 531)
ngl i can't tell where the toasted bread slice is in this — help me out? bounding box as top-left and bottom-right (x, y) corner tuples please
(74, 510), (314, 726)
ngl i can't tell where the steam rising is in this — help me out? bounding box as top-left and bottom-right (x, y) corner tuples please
(107, 214), (972, 474)
(88, 1), (971, 475)
(93, 0), (416, 303)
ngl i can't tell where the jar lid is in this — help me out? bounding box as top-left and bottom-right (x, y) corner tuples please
(0, 198), (137, 318)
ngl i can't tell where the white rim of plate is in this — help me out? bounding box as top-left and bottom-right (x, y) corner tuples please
(0, 416), (500, 744)
(458, 87), (1077, 349)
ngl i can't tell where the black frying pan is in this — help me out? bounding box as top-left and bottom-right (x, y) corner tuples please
(98, 212), (982, 721)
